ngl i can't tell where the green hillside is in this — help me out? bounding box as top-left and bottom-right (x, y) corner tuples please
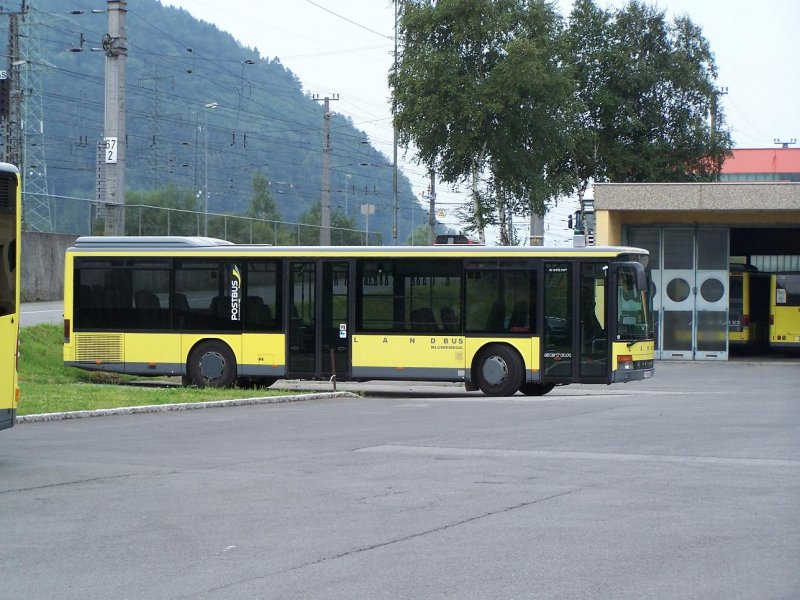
(15, 0), (421, 241)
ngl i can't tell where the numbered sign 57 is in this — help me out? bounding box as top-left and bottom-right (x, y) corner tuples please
(104, 137), (118, 163)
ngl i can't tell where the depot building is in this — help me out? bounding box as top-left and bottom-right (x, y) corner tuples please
(594, 147), (800, 361)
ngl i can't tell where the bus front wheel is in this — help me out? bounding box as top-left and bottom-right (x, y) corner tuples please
(519, 382), (555, 396)
(475, 344), (523, 397)
(187, 341), (237, 388)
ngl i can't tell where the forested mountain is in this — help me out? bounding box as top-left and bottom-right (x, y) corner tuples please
(12, 0), (420, 241)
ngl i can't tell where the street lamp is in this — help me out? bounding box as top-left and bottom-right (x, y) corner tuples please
(203, 101), (218, 236)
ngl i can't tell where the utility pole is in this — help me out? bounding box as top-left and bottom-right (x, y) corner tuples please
(100, 0), (127, 236)
(202, 101), (218, 236)
(427, 168), (436, 245)
(710, 86), (727, 146)
(313, 93), (338, 246)
(392, 0), (399, 244)
(529, 211), (544, 247)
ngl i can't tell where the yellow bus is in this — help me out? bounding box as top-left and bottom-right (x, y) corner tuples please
(63, 237), (654, 396)
(728, 264), (770, 353)
(770, 272), (800, 351)
(0, 163), (21, 431)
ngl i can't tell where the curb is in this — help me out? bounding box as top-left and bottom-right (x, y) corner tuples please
(16, 391), (359, 423)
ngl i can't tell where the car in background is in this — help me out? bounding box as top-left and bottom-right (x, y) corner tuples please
(434, 234), (482, 245)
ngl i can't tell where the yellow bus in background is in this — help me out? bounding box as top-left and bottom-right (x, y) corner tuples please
(770, 272), (800, 351)
(0, 163), (21, 432)
(728, 264), (770, 353)
(63, 237), (654, 396)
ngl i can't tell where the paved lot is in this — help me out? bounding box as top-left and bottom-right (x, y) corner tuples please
(3, 360), (799, 599)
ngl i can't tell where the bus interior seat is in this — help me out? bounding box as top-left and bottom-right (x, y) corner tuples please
(411, 307), (438, 331)
(246, 296), (273, 327)
(508, 301), (529, 332)
(78, 284), (92, 306)
(173, 293), (191, 328)
(484, 301), (504, 331)
(440, 306), (459, 332)
(90, 285), (104, 308)
(105, 287), (131, 310)
(210, 295), (231, 319)
(134, 289), (161, 310)
(173, 293), (190, 313)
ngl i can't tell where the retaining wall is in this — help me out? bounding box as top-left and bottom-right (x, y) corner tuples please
(21, 232), (78, 302)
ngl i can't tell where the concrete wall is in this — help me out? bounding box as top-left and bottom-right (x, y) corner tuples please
(594, 182), (800, 245)
(21, 232), (78, 302)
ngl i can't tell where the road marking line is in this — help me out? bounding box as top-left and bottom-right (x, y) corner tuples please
(357, 444), (800, 468)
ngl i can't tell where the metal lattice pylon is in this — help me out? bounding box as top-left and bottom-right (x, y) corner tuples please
(20, 0), (52, 232)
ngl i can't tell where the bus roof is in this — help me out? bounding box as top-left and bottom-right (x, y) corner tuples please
(68, 236), (647, 258)
(72, 236), (234, 249)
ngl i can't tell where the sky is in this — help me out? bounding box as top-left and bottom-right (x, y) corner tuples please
(160, 0), (800, 245)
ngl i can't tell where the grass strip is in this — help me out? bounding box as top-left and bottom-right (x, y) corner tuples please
(17, 324), (300, 416)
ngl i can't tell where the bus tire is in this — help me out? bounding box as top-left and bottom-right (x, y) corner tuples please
(474, 344), (523, 397)
(187, 341), (237, 388)
(519, 382), (555, 396)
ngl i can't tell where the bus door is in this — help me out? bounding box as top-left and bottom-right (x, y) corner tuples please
(287, 260), (351, 379)
(661, 228), (728, 360)
(541, 261), (609, 383)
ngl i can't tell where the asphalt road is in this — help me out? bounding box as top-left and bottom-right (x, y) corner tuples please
(2, 361), (799, 599)
(20, 300), (63, 327)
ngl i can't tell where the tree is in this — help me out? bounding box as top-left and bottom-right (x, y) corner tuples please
(247, 171), (281, 222)
(563, 0), (732, 195)
(406, 223), (430, 246)
(246, 171), (292, 244)
(393, 0), (732, 246)
(123, 186), (199, 236)
(391, 0), (574, 245)
(297, 201), (362, 246)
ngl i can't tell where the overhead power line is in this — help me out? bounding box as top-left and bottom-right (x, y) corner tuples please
(302, 0), (392, 40)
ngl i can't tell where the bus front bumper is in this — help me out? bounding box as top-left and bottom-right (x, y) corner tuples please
(612, 363), (654, 383)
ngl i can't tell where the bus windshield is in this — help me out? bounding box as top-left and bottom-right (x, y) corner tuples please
(616, 264), (649, 340)
(776, 273), (800, 306)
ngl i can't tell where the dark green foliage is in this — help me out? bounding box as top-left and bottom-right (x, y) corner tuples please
(297, 201), (363, 246)
(124, 186), (199, 236)
(392, 0), (583, 243)
(393, 0), (732, 245)
(563, 0), (731, 187)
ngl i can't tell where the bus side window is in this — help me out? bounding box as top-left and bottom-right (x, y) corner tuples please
(7, 239), (14, 272)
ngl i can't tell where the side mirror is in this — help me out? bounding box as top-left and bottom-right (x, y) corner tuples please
(636, 268), (647, 292)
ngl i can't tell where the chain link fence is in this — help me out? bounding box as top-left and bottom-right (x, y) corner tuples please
(24, 193), (382, 246)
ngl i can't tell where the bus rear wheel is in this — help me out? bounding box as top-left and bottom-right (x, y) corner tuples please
(187, 341), (237, 388)
(519, 382), (555, 396)
(475, 344), (523, 397)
